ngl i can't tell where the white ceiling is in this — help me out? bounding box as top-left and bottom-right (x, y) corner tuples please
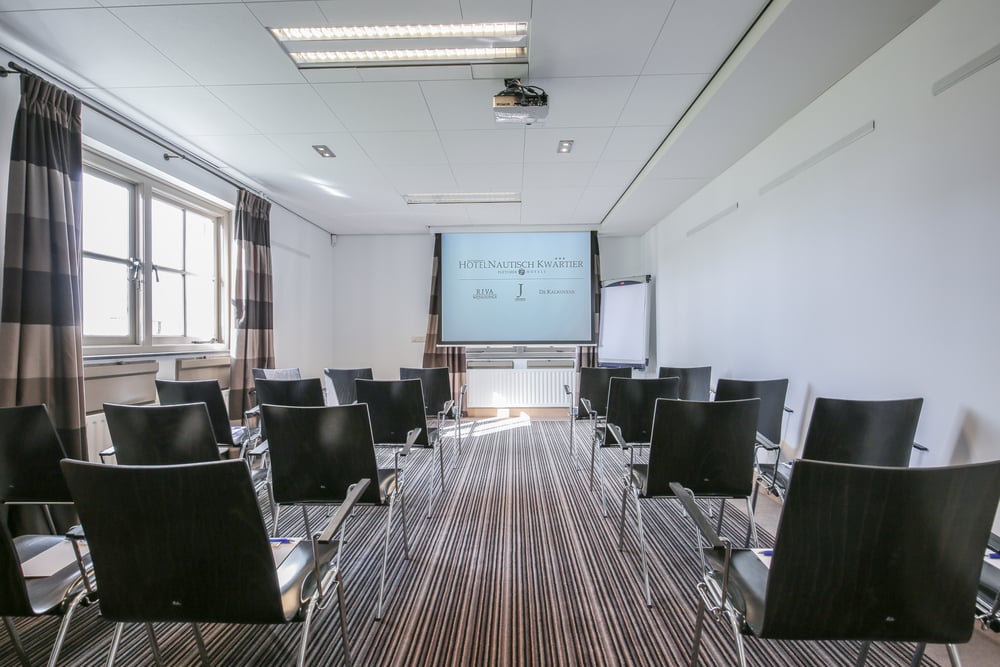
(0, 0), (938, 236)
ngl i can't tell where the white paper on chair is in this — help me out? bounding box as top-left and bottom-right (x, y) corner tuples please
(20, 540), (89, 578)
(752, 548), (773, 569)
(270, 538), (302, 567)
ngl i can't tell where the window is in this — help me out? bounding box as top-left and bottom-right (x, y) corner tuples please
(82, 153), (229, 355)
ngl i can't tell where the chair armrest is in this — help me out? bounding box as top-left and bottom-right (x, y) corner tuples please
(606, 422), (625, 449)
(66, 524), (85, 541)
(402, 428), (421, 456)
(669, 482), (726, 550)
(438, 399), (455, 421)
(912, 441), (929, 452)
(783, 405), (793, 414)
(244, 405), (260, 417)
(580, 397), (593, 418)
(317, 478), (371, 544)
(65, 525), (95, 593)
(755, 432), (779, 451)
(563, 384), (572, 396)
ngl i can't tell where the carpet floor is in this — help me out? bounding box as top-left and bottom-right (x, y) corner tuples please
(3, 417), (941, 666)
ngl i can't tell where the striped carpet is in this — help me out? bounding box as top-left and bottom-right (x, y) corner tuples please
(4, 418), (941, 666)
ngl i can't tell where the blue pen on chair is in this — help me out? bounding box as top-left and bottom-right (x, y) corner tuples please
(762, 549), (774, 557)
(269, 538), (293, 544)
(988, 551), (1000, 560)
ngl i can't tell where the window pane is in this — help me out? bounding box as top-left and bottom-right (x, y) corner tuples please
(152, 271), (184, 336)
(186, 275), (216, 340)
(83, 173), (130, 258)
(152, 198), (184, 269)
(186, 212), (215, 276)
(83, 258), (130, 337)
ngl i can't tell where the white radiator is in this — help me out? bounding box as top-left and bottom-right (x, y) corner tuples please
(467, 369), (574, 408)
(84, 412), (112, 462)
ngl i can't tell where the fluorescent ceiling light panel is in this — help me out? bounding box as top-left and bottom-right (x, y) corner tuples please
(271, 21), (529, 68)
(404, 192), (520, 204)
(272, 23), (527, 41)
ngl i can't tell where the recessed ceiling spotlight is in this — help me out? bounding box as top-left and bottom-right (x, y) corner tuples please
(312, 144), (335, 158)
(557, 140), (574, 154)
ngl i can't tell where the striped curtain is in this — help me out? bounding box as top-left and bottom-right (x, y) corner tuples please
(229, 190), (274, 419)
(577, 230), (601, 368)
(0, 74), (86, 461)
(423, 234), (466, 402)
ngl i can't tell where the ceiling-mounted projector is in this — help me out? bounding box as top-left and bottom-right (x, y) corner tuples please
(493, 78), (548, 125)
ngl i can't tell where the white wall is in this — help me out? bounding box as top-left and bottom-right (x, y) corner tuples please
(326, 234), (434, 379)
(644, 0), (1000, 500)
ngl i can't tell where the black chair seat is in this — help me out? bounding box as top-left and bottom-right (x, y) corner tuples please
(704, 547), (768, 636)
(15, 535), (91, 615)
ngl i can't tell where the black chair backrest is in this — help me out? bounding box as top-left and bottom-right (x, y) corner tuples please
(801, 397), (922, 466)
(262, 403), (383, 505)
(399, 367), (452, 414)
(355, 379), (429, 446)
(61, 459), (285, 624)
(252, 367), (301, 381)
(762, 459), (1000, 642)
(323, 367), (373, 405)
(578, 367), (632, 419)
(104, 403), (220, 465)
(0, 522), (32, 615)
(605, 377), (679, 444)
(714, 378), (789, 444)
(155, 379), (234, 446)
(0, 404), (71, 504)
(658, 366), (712, 401)
(254, 378), (325, 442)
(645, 398), (760, 497)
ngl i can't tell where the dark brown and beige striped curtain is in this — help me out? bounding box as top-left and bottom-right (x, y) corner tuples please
(0, 73), (86, 461)
(423, 233), (466, 401)
(577, 230), (600, 368)
(229, 189), (274, 419)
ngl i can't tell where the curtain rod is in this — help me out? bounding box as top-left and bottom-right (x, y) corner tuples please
(0, 55), (331, 238)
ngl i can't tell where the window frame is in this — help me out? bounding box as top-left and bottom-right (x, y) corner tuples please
(82, 151), (231, 358)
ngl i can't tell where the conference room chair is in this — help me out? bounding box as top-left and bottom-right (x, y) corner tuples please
(670, 458), (1000, 667)
(761, 396), (924, 501)
(712, 378), (790, 543)
(619, 397), (760, 607)
(356, 378), (444, 518)
(0, 404), (95, 666)
(596, 376), (679, 517)
(155, 378), (248, 455)
(254, 377), (325, 444)
(262, 403), (419, 619)
(658, 366), (712, 400)
(564, 366), (632, 477)
(400, 367), (460, 459)
(103, 402), (225, 466)
(323, 367), (373, 405)
(244, 367), (303, 443)
(61, 458), (365, 666)
(252, 366), (302, 381)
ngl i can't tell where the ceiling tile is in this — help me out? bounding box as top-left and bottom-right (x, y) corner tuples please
(267, 132), (376, 172)
(602, 176), (708, 231)
(208, 84), (345, 134)
(107, 86), (257, 135)
(421, 78), (512, 131)
(0, 0), (97, 8)
(380, 163), (458, 194)
(529, 76), (636, 128)
(528, 0), (672, 77)
(110, 4), (301, 85)
(301, 68), (363, 84)
(643, 0), (767, 75)
(601, 126), (667, 161)
(588, 161), (643, 189)
(353, 131), (448, 165)
(451, 163), (524, 192)
(312, 81), (434, 131)
(439, 130), (524, 164)
(314, 0), (462, 25)
(471, 63), (529, 80)
(465, 202), (523, 226)
(185, 133), (302, 177)
(618, 74), (708, 127)
(520, 187), (584, 225)
(458, 0), (531, 22)
(523, 162), (596, 190)
(523, 127), (612, 163)
(0, 9), (195, 88)
(244, 1), (328, 27)
(360, 66), (471, 82)
(574, 187), (622, 223)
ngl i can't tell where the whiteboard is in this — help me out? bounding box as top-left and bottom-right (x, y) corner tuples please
(598, 278), (650, 367)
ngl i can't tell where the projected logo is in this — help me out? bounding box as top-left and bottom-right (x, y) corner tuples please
(473, 288), (497, 300)
(514, 283), (527, 302)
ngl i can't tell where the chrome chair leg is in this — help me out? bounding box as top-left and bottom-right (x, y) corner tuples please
(377, 492), (397, 620)
(633, 489), (652, 607)
(729, 612), (748, 667)
(744, 498), (760, 549)
(271, 502), (282, 538)
(855, 641), (872, 666)
(191, 623), (211, 666)
(589, 422), (599, 489)
(945, 644), (963, 667)
(106, 623), (125, 667)
(689, 594), (707, 667)
(47, 589), (87, 667)
(145, 623), (165, 667)
(3, 616), (31, 667)
(715, 499), (727, 535)
(297, 591), (320, 667)
(335, 572), (352, 666)
(909, 643), (926, 667)
(617, 481), (630, 551)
